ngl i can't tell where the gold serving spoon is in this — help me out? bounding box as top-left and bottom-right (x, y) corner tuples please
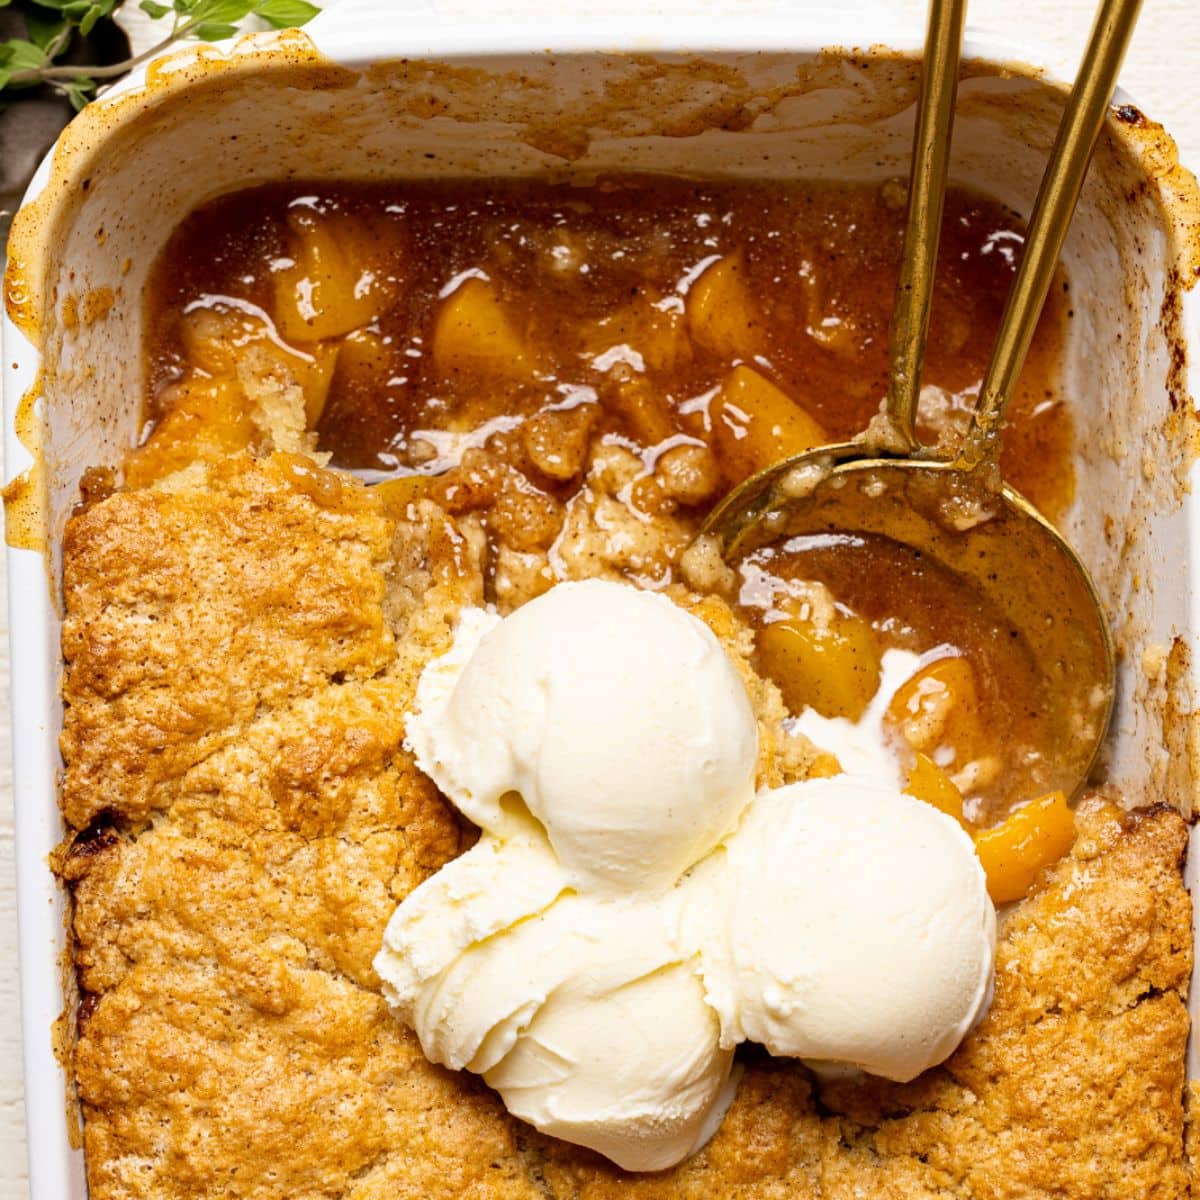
(700, 0), (1143, 801)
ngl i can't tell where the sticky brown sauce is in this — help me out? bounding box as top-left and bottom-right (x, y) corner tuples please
(146, 178), (1072, 506)
(138, 176), (1077, 823)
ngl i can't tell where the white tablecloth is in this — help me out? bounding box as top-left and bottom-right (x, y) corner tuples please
(2, 1), (1197, 1192)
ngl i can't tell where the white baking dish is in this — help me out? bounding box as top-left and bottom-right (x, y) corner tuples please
(5, 2), (1199, 1195)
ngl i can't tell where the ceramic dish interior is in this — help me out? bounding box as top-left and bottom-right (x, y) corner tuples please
(4, 4), (1199, 1195)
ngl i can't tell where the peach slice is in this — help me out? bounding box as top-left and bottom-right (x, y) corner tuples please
(973, 791), (1075, 904)
(711, 365), (827, 485)
(756, 607), (881, 721)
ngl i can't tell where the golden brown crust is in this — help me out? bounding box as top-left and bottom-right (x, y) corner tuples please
(60, 454), (395, 831)
(61, 460), (1193, 1200)
(64, 457), (543, 1200)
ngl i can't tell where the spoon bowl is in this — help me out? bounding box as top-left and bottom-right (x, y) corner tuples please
(703, 449), (1115, 802)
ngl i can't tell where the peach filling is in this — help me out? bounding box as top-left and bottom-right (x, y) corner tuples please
(137, 179), (1081, 907)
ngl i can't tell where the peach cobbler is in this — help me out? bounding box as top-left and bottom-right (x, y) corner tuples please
(58, 178), (1191, 1199)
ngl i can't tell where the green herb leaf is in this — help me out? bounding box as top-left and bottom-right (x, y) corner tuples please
(53, 1), (96, 23)
(1, 38), (49, 70)
(78, 3), (111, 36)
(253, 0), (319, 28)
(188, 0), (254, 23)
(192, 20), (239, 39)
(139, 0), (172, 16)
(62, 74), (96, 109)
(33, 0), (114, 14)
(0, 37), (48, 89)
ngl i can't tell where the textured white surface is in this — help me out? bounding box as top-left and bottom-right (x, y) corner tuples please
(1, 1), (1197, 1194)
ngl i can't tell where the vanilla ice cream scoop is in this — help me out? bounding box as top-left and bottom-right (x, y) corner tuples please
(382, 888), (734, 1172)
(471, 897), (732, 1172)
(486, 954), (734, 1173)
(405, 579), (758, 893)
(708, 775), (995, 1082)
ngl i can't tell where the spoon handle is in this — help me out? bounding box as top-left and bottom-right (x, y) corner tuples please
(885, 0), (967, 450)
(957, 0), (1144, 471)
